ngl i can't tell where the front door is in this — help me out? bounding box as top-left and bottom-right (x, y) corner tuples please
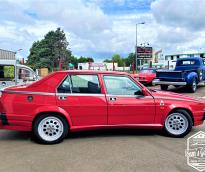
(56, 74), (107, 126)
(103, 75), (155, 125)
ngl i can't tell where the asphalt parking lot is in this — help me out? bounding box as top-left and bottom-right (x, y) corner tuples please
(0, 85), (204, 172)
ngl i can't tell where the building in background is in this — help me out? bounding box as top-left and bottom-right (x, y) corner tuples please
(0, 49), (16, 60)
(78, 62), (129, 71)
(164, 52), (205, 69)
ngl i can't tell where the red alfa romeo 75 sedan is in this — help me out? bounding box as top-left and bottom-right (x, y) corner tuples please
(0, 70), (205, 144)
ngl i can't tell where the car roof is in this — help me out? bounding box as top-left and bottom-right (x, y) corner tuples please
(56, 70), (129, 75)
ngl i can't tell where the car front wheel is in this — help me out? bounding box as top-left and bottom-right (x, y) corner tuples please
(33, 114), (69, 144)
(164, 110), (192, 137)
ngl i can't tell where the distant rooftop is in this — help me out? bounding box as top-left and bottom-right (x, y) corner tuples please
(165, 52), (205, 57)
(0, 49), (16, 60)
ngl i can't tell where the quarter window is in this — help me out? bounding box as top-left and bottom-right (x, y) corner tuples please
(103, 75), (142, 95)
(57, 76), (71, 93)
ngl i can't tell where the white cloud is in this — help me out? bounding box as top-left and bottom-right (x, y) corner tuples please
(0, 0), (205, 61)
(151, 0), (205, 31)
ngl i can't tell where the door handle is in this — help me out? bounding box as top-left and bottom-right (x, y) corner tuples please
(109, 97), (117, 101)
(58, 96), (67, 100)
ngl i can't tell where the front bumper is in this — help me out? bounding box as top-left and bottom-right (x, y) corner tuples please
(0, 113), (8, 125)
(152, 79), (187, 86)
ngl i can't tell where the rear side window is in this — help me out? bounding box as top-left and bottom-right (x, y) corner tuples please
(57, 74), (101, 94)
(70, 75), (101, 94)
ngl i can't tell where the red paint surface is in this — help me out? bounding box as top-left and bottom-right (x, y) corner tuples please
(0, 70), (204, 132)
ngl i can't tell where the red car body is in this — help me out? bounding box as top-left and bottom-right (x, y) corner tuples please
(137, 69), (156, 85)
(0, 70), (204, 143)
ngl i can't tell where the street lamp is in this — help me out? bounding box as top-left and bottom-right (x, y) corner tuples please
(136, 22), (145, 72)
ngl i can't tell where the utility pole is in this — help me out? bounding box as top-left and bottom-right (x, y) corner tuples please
(135, 22), (145, 72)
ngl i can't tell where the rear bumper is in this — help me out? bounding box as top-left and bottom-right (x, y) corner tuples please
(0, 113), (31, 131)
(0, 113), (8, 125)
(152, 79), (187, 86)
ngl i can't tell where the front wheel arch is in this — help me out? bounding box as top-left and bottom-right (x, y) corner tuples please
(164, 109), (193, 137)
(166, 108), (194, 126)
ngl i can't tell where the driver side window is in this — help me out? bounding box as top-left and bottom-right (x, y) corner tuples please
(103, 75), (142, 95)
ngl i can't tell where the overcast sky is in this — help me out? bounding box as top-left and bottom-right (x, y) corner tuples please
(0, 0), (205, 61)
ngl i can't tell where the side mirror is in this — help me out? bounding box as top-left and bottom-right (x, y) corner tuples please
(134, 90), (144, 96)
(142, 87), (149, 96)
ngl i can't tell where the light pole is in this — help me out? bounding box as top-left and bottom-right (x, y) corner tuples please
(136, 22), (145, 72)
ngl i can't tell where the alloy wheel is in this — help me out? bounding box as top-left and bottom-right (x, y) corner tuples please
(38, 116), (64, 142)
(165, 113), (189, 136)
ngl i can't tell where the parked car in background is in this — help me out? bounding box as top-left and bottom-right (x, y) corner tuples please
(136, 68), (156, 85)
(0, 70), (205, 144)
(153, 57), (205, 92)
(130, 73), (139, 80)
(0, 60), (39, 89)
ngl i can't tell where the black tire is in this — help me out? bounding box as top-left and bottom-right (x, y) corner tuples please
(164, 109), (193, 138)
(188, 78), (197, 93)
(33, 114), (69, 144)
(160, 85), (168, 91)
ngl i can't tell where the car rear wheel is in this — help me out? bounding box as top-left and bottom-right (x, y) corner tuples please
(189, 78), (197, 93)
(33, 114), (69, 144)
(164, 110), (192, 137)
(160, 85), (168, 91)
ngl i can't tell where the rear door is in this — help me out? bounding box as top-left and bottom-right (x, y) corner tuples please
(103, 75), (155, 125)
(56, 74), (107, 126)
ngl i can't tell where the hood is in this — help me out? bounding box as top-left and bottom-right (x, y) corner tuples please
(150, 89), (205, 104)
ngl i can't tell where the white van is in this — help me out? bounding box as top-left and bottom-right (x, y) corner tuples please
(0, 60), (38, 89)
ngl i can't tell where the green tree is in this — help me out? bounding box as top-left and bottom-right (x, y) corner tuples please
(103, 59), (112, 63)
(78, 56), (94, 63)
(112, 54), (124, 67)
(126, 53), (135, 66)
(27, 28), (71, 71)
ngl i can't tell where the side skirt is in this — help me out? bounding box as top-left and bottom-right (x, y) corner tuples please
(70, 124), (163, 132)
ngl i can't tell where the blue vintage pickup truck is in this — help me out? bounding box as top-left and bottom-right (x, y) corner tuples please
(153, 57), (205, 92)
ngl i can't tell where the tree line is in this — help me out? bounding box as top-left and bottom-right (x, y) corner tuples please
(27, 28), (135, 71)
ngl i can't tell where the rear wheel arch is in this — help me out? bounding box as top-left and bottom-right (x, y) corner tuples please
(32, 111), (71, 130)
